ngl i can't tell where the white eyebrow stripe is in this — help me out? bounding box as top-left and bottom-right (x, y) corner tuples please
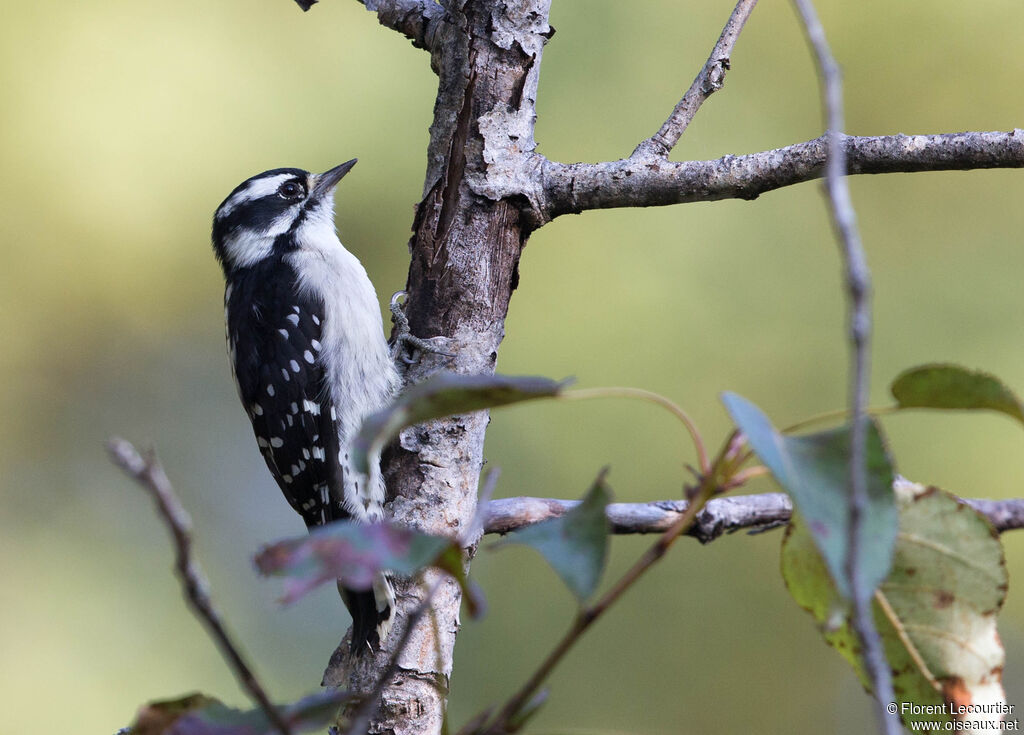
(217, 173), (296, 219)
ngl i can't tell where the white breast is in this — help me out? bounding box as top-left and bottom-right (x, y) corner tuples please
(287, 206), (400, 442)
(285, 204), (400, 519)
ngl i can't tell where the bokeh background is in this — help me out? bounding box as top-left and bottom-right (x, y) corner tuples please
(2, 0), (1023, 732)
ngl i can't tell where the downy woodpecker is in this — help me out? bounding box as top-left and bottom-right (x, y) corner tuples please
(211, 160), (399, 653)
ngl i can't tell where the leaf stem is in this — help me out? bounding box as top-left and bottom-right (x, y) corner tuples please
(561, 387), (709, 474)
(476, 439), (731, 735)
(781, 405), (898, 434)
(873, 590), (941, 693)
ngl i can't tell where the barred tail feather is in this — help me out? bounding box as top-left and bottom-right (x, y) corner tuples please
(372, 572), (397, 646)
(340, 573), (396, 655)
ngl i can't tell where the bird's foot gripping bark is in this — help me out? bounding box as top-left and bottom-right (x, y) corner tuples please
(389, 291), (454, 365)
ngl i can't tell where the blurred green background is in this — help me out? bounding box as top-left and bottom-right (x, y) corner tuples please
(2, 0), (1023, 732)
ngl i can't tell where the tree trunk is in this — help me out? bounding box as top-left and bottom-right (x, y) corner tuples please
(325, 2), (551, 733)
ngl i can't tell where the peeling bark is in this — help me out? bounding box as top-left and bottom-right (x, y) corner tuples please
(329, 3), (553, 734)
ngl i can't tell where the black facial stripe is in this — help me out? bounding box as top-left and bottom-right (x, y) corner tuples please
(211, 168), (314, 269)
(272, 191), (327, 248)
(214, 198), (289, 238)
(286, 199), (317, 236)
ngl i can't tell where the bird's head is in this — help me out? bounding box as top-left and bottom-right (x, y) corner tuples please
(211, 159), (357, 273)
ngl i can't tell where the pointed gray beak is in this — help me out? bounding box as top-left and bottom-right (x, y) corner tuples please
(312, 159), (357, 200)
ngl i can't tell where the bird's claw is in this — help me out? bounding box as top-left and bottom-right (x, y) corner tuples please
(389, 291), (454, 364)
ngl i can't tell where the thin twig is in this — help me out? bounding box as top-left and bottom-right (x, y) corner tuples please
(781, 404), (900, 434)
(485, 494), (785, 541)
(789, 2), (899, 734)
(354, 0), (444, 51)
(106, 438), (292, 735)
(967, 498), (1024, 532)
(477, 440), (737, 735)
(633, 0), (760, 158)
(344, 580), (444, 735)
(538, 130), (1024, 222)
(483, 493), (1024, 538)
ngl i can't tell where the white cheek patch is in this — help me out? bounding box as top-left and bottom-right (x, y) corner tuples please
(223, 209), (298, 267)
(217, 173), (296, 219)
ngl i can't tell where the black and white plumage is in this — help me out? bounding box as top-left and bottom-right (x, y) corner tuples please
(211, 160), (400, 653)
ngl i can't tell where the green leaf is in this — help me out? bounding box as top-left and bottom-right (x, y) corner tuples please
(782, 481), (1007, 729)
(494, 473), (612, 602)
(255, 520), (460, 604)
(891, 364), (1024, 425)
(130, 691), (347, 735)
(351, 372), (571, 474)
(722, 392), (897, 600)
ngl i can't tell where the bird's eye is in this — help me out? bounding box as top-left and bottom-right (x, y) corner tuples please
(278, 181), (304, 199)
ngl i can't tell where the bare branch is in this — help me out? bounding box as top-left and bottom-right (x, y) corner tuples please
(485, 494), (787, 542)
(484, 493), (1024, 539)
(633, 0), (760, 159)
(356, 0), (445, 51)
(537, 130), (1024, 222)
(966, 498), (1024, 532)
(106, 438), (292, 735)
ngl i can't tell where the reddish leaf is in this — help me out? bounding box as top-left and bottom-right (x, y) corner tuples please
(130, 691), (347, 735)
(255, 520), (462, 605)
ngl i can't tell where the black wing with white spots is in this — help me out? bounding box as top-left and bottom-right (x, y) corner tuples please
(226, 258), (344, 529)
